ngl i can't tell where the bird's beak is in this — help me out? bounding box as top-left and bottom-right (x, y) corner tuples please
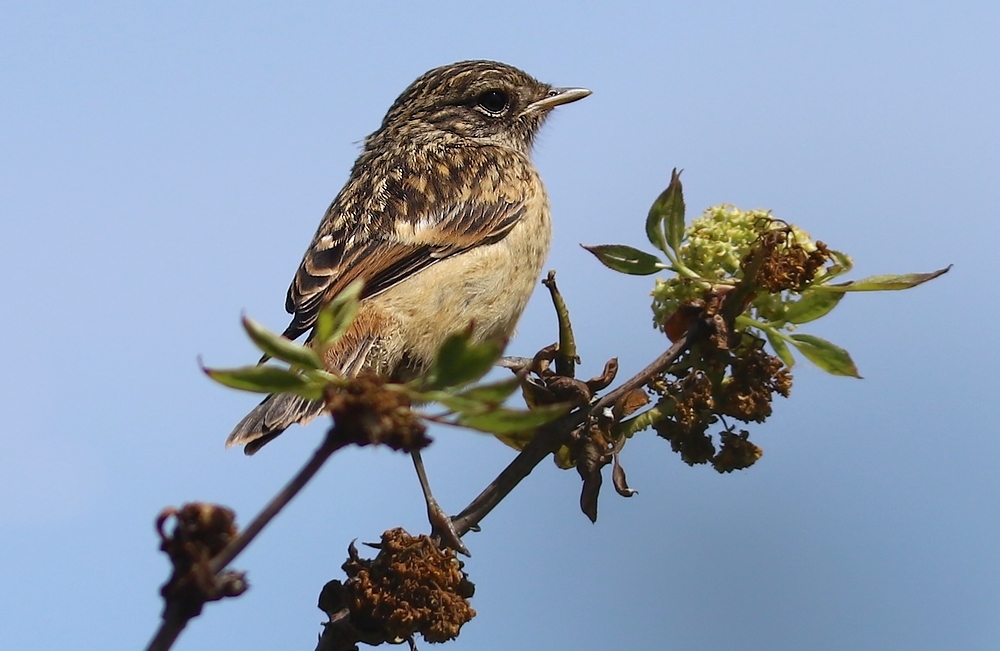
(525, 87), (592, 112)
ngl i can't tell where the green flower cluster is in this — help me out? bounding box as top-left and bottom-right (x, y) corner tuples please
(580, 168), (946, 476)
(651, 205), (823, 330)
(685, 205), (769, 277)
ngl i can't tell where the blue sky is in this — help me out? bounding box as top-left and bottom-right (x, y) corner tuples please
(2, 2), (998, 650)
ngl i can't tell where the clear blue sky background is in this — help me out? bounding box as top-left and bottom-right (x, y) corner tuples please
(2, 2), (997, 650)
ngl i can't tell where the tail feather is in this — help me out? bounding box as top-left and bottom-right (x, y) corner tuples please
(226, 393), (325, 455)
(227, 331), (381, 455)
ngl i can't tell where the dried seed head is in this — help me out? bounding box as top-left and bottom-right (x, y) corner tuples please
(155, 503), (246, 619)
(712, 429), (764, 473)
(745, 225), (832, 294)
(325, 373), (430, 452)
(720, 342), (792, 423)
(342, 528), (476, 644)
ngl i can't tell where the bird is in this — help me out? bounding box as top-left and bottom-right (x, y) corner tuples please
(225, 61), (588, 551)
(226, 60), (590, 454)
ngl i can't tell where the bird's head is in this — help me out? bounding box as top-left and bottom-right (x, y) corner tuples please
(370, 60), (590, 154)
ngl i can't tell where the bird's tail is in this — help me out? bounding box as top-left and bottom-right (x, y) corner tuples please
(226, 393), (325, 455)
(227, 329), (383, 455)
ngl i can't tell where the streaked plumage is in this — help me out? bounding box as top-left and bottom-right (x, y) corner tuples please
(227, 60), (589, 454)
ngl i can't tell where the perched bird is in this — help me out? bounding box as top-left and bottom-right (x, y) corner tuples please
(227, 60), (590, 454)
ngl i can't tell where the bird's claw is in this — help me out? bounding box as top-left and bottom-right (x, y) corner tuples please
(425, 497), (470, 557)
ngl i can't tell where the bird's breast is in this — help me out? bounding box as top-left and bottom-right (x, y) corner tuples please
(370, 178), (551, 374)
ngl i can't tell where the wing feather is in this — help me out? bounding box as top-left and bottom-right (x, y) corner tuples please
(281, 192), (527, 342)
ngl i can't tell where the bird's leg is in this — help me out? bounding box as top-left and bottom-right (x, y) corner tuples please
(410, 450), (470, 556)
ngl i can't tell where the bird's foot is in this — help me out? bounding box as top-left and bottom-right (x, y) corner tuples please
(425, 495), (470, 557)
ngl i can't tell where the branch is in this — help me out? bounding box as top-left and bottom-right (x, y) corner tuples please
(541, 270), (578, 377)
(146, 609), (186, 651)
(209, 436), (346, 574)
(146, 435), (348, 651)
(450, 330), (692, 536)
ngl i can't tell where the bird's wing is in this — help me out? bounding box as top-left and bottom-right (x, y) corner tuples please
(280, 197), (527, 342)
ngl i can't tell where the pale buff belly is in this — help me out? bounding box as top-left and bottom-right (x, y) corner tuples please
(353, 202), (552, 378)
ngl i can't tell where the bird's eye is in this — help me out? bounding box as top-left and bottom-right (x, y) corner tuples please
(475, 89), (509, 115)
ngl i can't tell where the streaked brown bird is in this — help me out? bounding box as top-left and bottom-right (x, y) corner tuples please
(226, 60), (589, 549)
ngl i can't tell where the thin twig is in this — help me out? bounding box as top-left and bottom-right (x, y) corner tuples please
(146, 607), (186, 651)
(593, 331), (691, 412)
(451, 330), (692, 536)
(542, 271), (578, 377)
(209, 436), (345, 575)
(450, 414), (581, 536)
(146, 435), (346, 651)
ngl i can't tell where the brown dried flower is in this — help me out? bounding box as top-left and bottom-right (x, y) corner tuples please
(654, 372), (718, 465)
(156, 503), (247, 619)
(342, 528), (476, 644)
(325, 373), (430, 452)
(747, 225), (831, 293)
(720, 342), (792, 423)
(712, 429), (764, 473)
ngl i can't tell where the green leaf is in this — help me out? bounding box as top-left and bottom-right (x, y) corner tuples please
(645, 168), (685, 255)
(788, 334), (861, 377)
(419, 391), (489, 415)
(420, 330), (504, 391)
(242, 315), (322, 369)
(825, 249), (854, 278)
(203, 363), (314, 394)
(314, 279), (364, 348)
(581, 244), (663, 275)
(614, 399), (674, 439)
(645, 196), (668, 255)
(764, 329), (795, 368)
(415, 378), (522, 416)
(457, 378), (521, 405)
(457, 403), (568, 435)
(825, 266), (951, 292)
(781, 290), (845, 324)
(493, 429), (537, 451)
